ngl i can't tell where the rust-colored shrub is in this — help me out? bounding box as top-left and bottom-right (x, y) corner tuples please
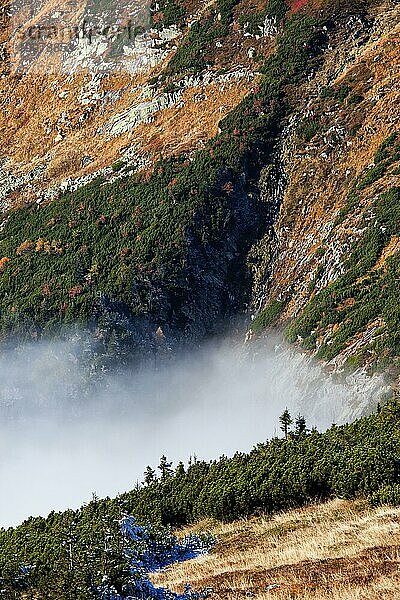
(69, 285), (84, 298)
(16, 240), (34, 256)
(0, 257), (10, 272)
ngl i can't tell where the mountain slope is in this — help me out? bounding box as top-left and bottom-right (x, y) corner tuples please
(152, 499), (400, 600)
(0, 0), (399, 376)
(2, 398), (400, 597)
(0, 0), (319, 357)
(250, 1), (400, 381)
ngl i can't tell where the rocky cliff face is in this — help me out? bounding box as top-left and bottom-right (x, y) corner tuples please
(251, 0), (400, 384)
(0, 0), (399, 378)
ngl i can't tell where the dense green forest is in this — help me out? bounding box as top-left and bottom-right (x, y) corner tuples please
(1, 399), (400, 598)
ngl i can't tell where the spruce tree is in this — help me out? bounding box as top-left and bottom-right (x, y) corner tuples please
(143, 466), (156, 485)
(279, 409), (293, 439)
(295, 414), (307, 435)
(176, 461), (185, 477)
(158, 455), (174, 480)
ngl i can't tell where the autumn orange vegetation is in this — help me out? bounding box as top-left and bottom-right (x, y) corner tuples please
(16, 240), (34, 256)
(0, 257), (10, 272)
(289, 0), (309, 12)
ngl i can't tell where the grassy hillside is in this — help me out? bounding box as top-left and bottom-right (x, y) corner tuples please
(152, 499), (400, 599)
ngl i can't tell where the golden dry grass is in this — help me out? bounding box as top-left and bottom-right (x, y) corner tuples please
(151, 499), (400, 599)
(0, 0), (271, 201)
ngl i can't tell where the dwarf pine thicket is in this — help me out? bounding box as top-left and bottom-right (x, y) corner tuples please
(0, 513), (214, 599)
(1, 400), (400, 597)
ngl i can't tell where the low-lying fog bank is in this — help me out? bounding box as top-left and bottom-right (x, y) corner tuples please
(0, 333), (387, 527)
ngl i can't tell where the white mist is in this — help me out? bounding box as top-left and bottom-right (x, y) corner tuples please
(0, 334), (386, 527)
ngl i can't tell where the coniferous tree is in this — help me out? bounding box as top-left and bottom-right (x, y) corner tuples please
(158, 455), (174, 481)
(295, 414), (307, 436)
(143, 466), (157, 485)
(176, 461), (185, 477)
(279, 408), (293, 439)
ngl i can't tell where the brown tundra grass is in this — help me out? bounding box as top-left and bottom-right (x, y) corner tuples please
(151, 499), (400, 599)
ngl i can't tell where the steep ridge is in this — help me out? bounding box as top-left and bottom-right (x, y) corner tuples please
(249, 1), (400, 382)
(0, 0), (398, 378)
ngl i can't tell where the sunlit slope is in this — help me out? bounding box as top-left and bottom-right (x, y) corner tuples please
(0, 0), (270, 204)
(0, 0), (324, 349)
(152, 499), (400, 599)
(0, 0), (398, 379)
(251, 1), (400, 380)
